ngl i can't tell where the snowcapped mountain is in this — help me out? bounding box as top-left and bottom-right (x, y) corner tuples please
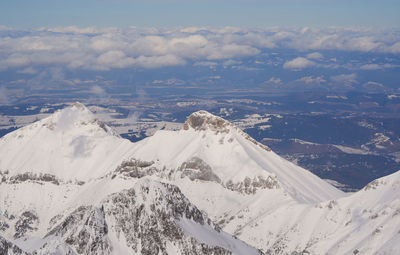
(0, 103), (399, 254)
(0, 102), (133, 182)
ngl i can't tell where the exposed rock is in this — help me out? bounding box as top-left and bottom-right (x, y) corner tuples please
(45, 206), (111, 255)
(0, 171), (85, 186)
(102, 180), (229, 254)
(184, 111), (230, 134)
(364, 179), (386, 190)
(39, 179), (256, 255)
(179, 157), (221, 183)
(114, 159), (160, 179)
(225, 176), (280, 194)
(183, 110), (271, 152)
(14, 210), (39, 238)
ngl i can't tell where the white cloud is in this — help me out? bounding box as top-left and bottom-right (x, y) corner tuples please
(194, 61), (217, 67)
(266, 77), (282, 84)
(96, 50), (135, 69)
(90, 85), (106, 96)
(306, 52), (323, 60)
(283, 57), (315, 70)
(330, 73), (358, 86)
(135, 55), (186, 69)
(223, 59), (241, 66)
(296, 76), (326, 85)
(363, 81), (385, 91)
(359, 64), (381, 70)
(0, 26), (399, 72)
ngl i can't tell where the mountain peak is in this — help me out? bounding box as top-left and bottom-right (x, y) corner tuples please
(40, 102), (117, 136)
(183, 110), (231, 133)
(183, 110), (271, 152)
(52, 102), (94, 129)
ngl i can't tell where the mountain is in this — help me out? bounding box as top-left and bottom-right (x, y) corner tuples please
(0, 103), (399, 254)
(0, 102), (133, 182)
(129, 110), (343, 203)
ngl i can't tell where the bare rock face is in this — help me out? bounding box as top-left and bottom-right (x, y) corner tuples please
(114, 159), (158, 179)
(14, 211), (39, 239)
(44, 206), (111, 255)
(225, 176), (280, 195)
(183, 110), (271, 152)
(102, 180), (230, 255)
(183, 111), (230, 134)
(37, 179), (252, 255)
(179, 157), (222, 183)
(113, 157), (278, 195)
(0, 171), (84, 186)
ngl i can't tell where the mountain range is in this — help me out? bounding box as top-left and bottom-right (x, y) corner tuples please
(0, 103), (399, 254)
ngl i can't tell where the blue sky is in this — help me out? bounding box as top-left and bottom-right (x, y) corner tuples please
(1, 0), (400, 28)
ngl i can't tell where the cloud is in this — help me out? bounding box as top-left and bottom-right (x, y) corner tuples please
(223, 59), (241, 66)
(135, 54), (185, 68)
(194, 61), (217, 67)
(96, 50), (135, 69)
(330, 73), (358, 86)
(296, 76), (326, 85)
(363, 81), (385, 91)
(90, 85), (106, 96)
(283, 57), (315, 70)
(126, 111), (141, 124)
(306, 52), (323, 60)
(0, 26), (399, 73)
(266, 77), (282, 84)
(359, 64), (381, 70)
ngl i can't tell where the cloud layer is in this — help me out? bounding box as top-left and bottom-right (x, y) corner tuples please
(0, 26), (399, 72)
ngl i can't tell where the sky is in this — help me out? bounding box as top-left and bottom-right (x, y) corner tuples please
(1, 0), (400, 28)
(1, 0), (400, 104)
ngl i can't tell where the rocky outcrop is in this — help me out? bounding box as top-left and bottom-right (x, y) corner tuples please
(0, 171), (84, 186)
(184, 110), (231, 134)
(14, 211), (39, 239)
(225, 176), (280, 195)
(183, 111), (271, 151)
(36, 179), (259, 255)
(102, 180), (231, 255)
(178, 157), (221, 183)
(113, 157), (278, 195)
(114, 159), (160, 179)
(45, 206), (111, 255)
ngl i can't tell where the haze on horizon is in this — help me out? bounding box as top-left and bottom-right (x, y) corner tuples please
(1, 0), (399, 28)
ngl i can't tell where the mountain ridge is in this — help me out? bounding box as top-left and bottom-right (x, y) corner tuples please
(0, 103), (399, 254)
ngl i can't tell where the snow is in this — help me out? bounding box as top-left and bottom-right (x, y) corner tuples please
(0, 103), (135, 182)
(333, 145), (371, 155)
(13, 236), (46, 253)
(292, 138), (318, 145)
(0, 103), (399, 254)
(177, 217), (260, 255)
(130, 111), (343, 203)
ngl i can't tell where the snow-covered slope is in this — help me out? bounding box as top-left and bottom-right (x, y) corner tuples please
(0, 103), (134, 182)
(130, 110), (343, 203)
(229, 170), (400, 254)
(1, 178), (261, 255)
(0, 104), (399, 255)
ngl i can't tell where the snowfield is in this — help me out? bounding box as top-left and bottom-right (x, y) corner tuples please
(0, 103), (399, 254)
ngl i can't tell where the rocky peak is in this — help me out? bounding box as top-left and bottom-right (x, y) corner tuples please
(183, 110), (231, 133)
(183, 110), (271, 151)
